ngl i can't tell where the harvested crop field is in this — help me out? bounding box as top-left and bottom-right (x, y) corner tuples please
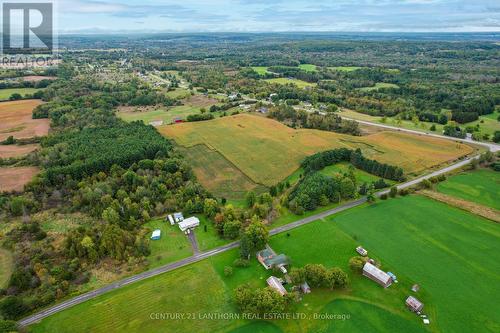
(0, 166), (39, 192)
(22, 75), (57, 82)
(160, 114), (472, 186)
(179, 144), (267, 199)
(0, 100), (48, 141)
(0, 143), (39, 158)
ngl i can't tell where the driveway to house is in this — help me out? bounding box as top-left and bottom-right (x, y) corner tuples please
(187, 230), (200, 254)
(18, 153), (483, 327)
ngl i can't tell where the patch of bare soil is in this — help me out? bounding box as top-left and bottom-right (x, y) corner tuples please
(0, 166), (39, 192)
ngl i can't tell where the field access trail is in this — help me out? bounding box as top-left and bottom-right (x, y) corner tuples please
(18, 152), (485, 327)
(341, 116), (500, 152)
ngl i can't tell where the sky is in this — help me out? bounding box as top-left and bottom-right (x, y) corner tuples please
(53, 0), (500, 33)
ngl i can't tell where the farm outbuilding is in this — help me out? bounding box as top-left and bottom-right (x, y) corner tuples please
(406, 296), (424, 313)
(362, 262), (392, 288)
(151, 229), (161, 240)
(257, 248), (288, 270)
(300, 282), (311, 294)
(173, 212), (184, 223)
(356, 246), (368, 256)
(167, 214), (175, 225)
(178, 216), (200, 232)
(266, 276), (287, 296)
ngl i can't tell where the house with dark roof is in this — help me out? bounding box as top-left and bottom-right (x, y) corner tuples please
(257, 248), (288, 272)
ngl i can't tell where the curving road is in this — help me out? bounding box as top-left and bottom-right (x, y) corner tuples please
(341, 115), (500, 152)
(18, 144), (491, 326)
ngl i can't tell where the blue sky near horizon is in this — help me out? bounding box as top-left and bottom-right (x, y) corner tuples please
(54, 0), (500, 33)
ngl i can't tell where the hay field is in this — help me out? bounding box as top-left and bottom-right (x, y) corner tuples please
(179, 145), (267, 199)
(265, 78), (316, 89)
(160, 114), (472, 186)
(0, 166), (39, 192)
(0, 100), (47, 141)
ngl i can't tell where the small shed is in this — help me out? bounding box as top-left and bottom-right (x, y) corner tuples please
(356, 246), (368, 256)
(406, 296), (424, 313)
(167, 215), (175, 225)
(300, 282), (311, 294)
(267, 276), (287, 296)
(173, 212), (184, 223)
(151, 229), (161, 240)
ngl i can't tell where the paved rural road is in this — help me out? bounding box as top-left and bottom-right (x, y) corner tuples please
(18, 153), (484, 327)
(341, 116), (500, 153)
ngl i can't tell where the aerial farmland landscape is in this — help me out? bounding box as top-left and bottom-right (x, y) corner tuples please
(0, 1), (499, 333)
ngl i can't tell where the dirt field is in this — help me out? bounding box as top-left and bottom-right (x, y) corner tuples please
(182, 94), (218, 108)
(160, 114), (472, 186)
(22, 75), (57, 82)
(0, 143), (39, 158)
(0, 100), (48, 141)
(0, 166), (39, 192)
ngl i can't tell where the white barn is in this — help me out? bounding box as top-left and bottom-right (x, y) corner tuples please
(178, 217), (200, 232)
(362, 262), (392, 288)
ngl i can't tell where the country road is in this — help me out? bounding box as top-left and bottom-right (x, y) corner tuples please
(341, 115), (500, 152)
(18, 148), (487, 327)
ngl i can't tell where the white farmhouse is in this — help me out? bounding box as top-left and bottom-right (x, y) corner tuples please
(178, 217), (200, 232)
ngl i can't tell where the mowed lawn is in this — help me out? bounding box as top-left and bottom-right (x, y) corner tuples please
(160, 114), (472, 186)
(332, 195), (500, 333)
(144, 219), (192, 268)
(436, 169), (500, 210)
(0, 88), (41, 100)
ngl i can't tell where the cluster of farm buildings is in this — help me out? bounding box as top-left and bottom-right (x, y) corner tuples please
(150, 212), (200, 240)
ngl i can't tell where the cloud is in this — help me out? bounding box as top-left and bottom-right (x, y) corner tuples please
(57, 0), (500, 32)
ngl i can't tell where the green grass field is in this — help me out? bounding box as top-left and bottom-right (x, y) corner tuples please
(328, 66), (363, 72)
(0, 88), (41, 100)
(298, 64), (317, 72)
(33, 196), (460, 333)
(0, 248), (13, 288)
(332, 195), (500, 333)
(118, 105), (209, 125)
(251, 67), (270, 75)
(144, 219), (192, 268)
(436, 169), (500, 210)
(319, 162), (392, 185)
(194, 215), (232, 252)
(358, 83), (399, 92)
(340, 109), (446, 133)
(165, 88), (192, 99)
(265, 78), (316, 89)
(464, 112), (500, 139)
(179, 144), (267, 200)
